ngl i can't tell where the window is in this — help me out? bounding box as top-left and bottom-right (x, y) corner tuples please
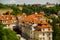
(43, 28), (44, 31)
(49, 37), (51, 40)
(39, 28), (41, 31)
(43, 37), (45, 40)
(38, 24), (42, 26)
(43, 33), (45, 36)
(40, 37), (45, 40)
(48, 28), (50, 30)
(30, 31), (32, 34)
(31, 22), (34, 24)
(47, 33), (50, 36)
(40, 38), (42, 40)
(3, 20), (6, 23)
(48, 33), (50, 36)
(22, 22), (24, 23)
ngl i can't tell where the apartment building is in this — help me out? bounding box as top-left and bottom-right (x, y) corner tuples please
(18, 13), (53, 40)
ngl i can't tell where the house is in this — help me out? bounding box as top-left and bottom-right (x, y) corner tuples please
(58, 10), (60, 16)
(0, 9), (13, 15)
(50, 14), (58, 18)
(0, 14), (17, 30)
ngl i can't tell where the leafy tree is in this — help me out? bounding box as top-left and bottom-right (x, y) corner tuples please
(0, 24), (4, 40)
(0, 24), (19, 40)
(49, 17), (57, 40)
(55, 27), (60, 40)
(2, 29), (19, 40)
(50, 16), (60, 40)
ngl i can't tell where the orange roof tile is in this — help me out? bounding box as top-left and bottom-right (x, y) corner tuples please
(52, 14), (57, 16)
(24, 14), (45, 24)
(41, 21), (48, 25)
(42, 30), (53, 32)
(35, 30), (41, 32)
(38, 24), (51, 28)
(7, 20), (12, 24)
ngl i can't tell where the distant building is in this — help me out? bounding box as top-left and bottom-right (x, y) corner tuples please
(51, 14), (58, 18)
(58, 10), (60, 16)
(45, 3), (55, 8)
(0, 9), (13, 15)
(19, 5), (23, 10)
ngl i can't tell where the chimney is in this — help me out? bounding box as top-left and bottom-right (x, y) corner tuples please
(35, 12), (38, 14)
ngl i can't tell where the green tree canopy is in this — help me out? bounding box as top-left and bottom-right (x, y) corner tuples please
(0, 24), (19, 40)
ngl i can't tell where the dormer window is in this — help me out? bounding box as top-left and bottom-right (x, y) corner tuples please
(22, 22), (24, 23)
(38, 24), (42, 26)
(31, 22), (34, 24)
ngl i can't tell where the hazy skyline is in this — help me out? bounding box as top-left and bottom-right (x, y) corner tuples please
(0, 0), (60, 4)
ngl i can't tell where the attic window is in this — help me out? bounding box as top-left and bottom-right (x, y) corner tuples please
(22, 22), (24, 23)
(38, 24), (42, 26)
(45, 24), (47, 25)
(31, 22), (34, 24)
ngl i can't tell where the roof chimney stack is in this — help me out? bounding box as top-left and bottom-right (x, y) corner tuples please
(35, 12), (38, 14)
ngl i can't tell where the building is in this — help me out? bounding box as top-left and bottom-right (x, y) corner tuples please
(0, 12), (53, 40)
(58, 10), (60, 16)
(45, 4), (55, 8)
(18, 13), (53, 40)
(51, 14), (58, 18)
(0, 9), (13, 15)
(0, 14), (17, 30)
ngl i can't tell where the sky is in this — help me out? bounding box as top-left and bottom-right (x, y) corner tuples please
(0, 0), (60, 4)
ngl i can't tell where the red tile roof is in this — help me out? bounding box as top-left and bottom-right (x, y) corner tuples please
(0, 14), (16, 24)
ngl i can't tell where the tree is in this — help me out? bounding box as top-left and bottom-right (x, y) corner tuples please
(50, 16), (60, 40)
(0, 24), (19, 40)
(0, 24), (3, 40)
(55, 27), (60, 40)
(50, 17), (57, 40)
(2, 29), (19, 40)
